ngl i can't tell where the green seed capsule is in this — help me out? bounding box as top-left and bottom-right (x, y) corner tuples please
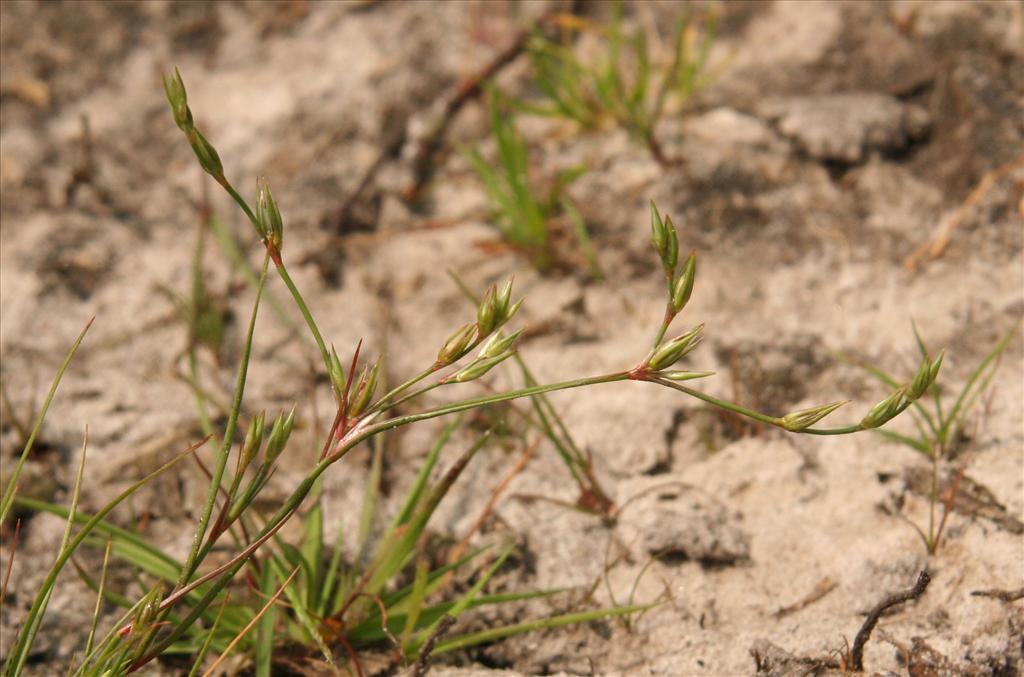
(780, 401), (847, 432)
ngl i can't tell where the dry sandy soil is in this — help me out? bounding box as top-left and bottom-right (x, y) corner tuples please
(1, 1), (1022, 676)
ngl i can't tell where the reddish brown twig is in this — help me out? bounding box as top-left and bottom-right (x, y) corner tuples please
(849, 570), (931, 672)
(403, 5), (579, 199)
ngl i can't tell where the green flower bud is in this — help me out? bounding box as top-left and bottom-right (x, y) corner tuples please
(264, 406), (297, 464)
(187, 129), (223, 179)
(648, 324), (705, 372)
(479, 328), (523, 359)
(662, 214), (679, 272)
(240, 411), (266, 471)
(328, 346), (346, 399)
(477, 285), (498, 336)
(437, 323), (477, 366)
(447, 351), (514, 383)
(908, 350), (943, 401)
(860, 387), (908, 429)
(496, 277), (514, 316)
(256, 177), (283, 250)
(348, 357), (381, 418)
(650, 201), (666, 257)
(671, 251), (697, 314)
(780, 400), (847, 432)
(162, 68), (191, 131)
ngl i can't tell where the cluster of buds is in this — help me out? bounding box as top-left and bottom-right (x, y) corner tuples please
(861, 351), (943, 429)
(227, 406), (297, 523)
(777, 351), (944, 433)
(650, 202), (697, 316)
(476, 278), (523, 337)
(443, 329), (523, 384)
(236, 408), (296, 478)
(434, 277), (524, 383)
(162, 68), (224, 180)
(116, 582), (165, 663)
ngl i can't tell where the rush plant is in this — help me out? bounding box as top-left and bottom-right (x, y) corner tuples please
(466, 89), (602, 277)
(852, 321), (1018, 553)
(1, 71), (935, 677)
(524, 3), (717, 164)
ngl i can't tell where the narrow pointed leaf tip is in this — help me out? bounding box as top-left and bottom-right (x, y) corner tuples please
(780, 401), (847, 432)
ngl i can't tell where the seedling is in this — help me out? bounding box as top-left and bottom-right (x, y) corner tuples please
(466, 89), (602, 277)
(851, 321), (1019, 553)
(524, 3), (717, 163)
(1, 72), (931, 677)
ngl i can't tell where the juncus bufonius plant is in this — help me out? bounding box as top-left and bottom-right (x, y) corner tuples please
(0, 71), (939, 677)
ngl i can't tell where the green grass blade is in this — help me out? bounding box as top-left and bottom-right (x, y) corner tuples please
(301, 493), (325, 609)
(84, 536), (113, 658)
(254, 562), (277, 677)
(20, 431), (90, 677)
(875, 429), (932, 456)
(179, 254), (270, 588)
(560, 195), (604, 280)
(400, 557), (430, 652)
(1, 317), (92, 525)
(352, 589), (557, 645)
(390, 416), (461, 530)
(357, 438), (385, 566)
(430, 603), (652, 655)
(941, 321), (1019, 443)
(409, 544), (512, 655)
(320, 518), (347, 617)
(4, 437), (207, 677)
(16, 497), (185, 586)
(186, 592), (232, 677)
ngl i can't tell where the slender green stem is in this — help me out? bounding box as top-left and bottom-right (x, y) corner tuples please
(383, 382), (445, 414)
(215, 174), (331, 374)
(347, 372), (632, 452)
(187, 351), (216, 438)
(218, 177), (259, 231)
(647, 376), (864, 436)
(188, 216), (216, 438)
(648, 304), (675, 354)
(137, 361), (878, 668)
(927, 446), (938, 553)
(178, 254), (269, 588)
(373, 364), (443, 413)
(0, 317), (93, 524)
(273, 260), (331, 373)
(207, 211), (296, 332)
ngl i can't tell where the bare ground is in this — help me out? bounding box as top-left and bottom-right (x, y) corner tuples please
(1, 1), (1022, 676)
